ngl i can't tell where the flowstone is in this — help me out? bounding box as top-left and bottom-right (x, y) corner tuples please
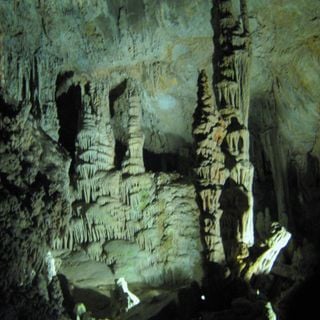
(52, 78), (203, 287)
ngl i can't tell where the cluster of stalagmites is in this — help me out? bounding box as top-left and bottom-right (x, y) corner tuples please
(55, 170), (201, 284)
(192, 66), (290, 318)
(193, 70), (256, 269)
(52, 78), (201, 285)
(193, 0), (291, 285)
(74, 79), (145, 204)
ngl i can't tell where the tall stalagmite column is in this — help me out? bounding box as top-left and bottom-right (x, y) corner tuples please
(122, 79), (145, 175)
(193, 0), (291, 281)
(213, 0), (254, 272)
(194, 0), (254, 273)
(193, 70), (229, 264)
(75, 81), (115, 203)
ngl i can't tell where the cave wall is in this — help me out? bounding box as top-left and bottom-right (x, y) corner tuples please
(1, 0), (320, 319)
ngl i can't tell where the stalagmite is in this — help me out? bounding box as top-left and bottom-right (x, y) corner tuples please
(45, 251), (57, 283)
(37, 55), (61, 141)
(75, 81), (115, 203)
(244, 223), (291, 281)
(209, 0), (255, 268)
(122, 79), (145, 175)
(116, 277), (140, 311)
(193, 70), (227, 264)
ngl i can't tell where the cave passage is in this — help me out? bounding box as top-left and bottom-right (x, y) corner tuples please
(115, 140), (127, 170)
(109, 80), (127, 118)
(143, 149), (181, 173)
(56, 84), (81, 161)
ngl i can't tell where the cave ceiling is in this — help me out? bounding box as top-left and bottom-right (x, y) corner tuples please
(1, 0), (319, 156)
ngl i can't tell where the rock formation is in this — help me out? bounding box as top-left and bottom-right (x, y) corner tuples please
(193, 5), (291, 319)
(1, 0), (319, 319)
(121, 80), (145, 175)
(193, 70), (228, 264)
(212, 0), (255, 271)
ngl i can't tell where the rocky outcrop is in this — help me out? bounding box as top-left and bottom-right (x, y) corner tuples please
(0, 101), (71, 317)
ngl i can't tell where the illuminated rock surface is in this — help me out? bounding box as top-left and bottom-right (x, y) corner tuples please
(0, 0), (320, 319)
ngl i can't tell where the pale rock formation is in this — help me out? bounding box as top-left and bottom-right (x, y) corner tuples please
(45, 251), (57, 283)
(212, 0), (254, 267)
(244, 222), (291, 281)
(193, 0), (254, 268)
(122, 79), (145, 175)
(74, 303), (96, 320)
(58, 173), (202, 286)
(116, 277), (140, 311)
(193, 69), (227, 264)
(75, 81), (115, 203)
(265, 302), (277, 320)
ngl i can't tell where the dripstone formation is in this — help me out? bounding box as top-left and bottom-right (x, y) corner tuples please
(1, 0), (319, 319)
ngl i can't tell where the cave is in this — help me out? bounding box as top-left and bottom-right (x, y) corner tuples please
(1, 1), (320, 320)
(143, 149), (180, 173)
(56, 82), (81, 162)
(109, 80), (127, 118)
(114, 140), (127, 170)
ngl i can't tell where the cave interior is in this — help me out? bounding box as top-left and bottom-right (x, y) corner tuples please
(1, 0), (320, 319)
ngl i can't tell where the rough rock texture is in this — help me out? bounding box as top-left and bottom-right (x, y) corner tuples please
(1, 0), (320, 319)
(0, 102), (71, 318)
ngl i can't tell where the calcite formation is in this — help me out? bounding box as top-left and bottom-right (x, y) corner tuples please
(121, 80), (145, 175)
(1, 0), (319, 318)
(212, 0), (255, 265)
(193, 70), (228, 264)
(49, 77), (202, 286)
(244, 222), (291, 281)
(193, 0), (254, 272)
(193, 1), (291, 286)
(75, 81), (115, 203)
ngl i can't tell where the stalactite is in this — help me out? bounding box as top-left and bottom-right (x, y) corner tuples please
(36, 55), (61, 141)
(259, 100), (290, 227)
(84, 242), (103, 261)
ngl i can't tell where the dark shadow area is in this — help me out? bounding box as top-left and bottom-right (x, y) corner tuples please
(202, 262), (250, 312)
(279, 270), (320, 320)
(0, 93), (19, 116)
(176, 281), (202, 319)
(72, 286), (111, 319)
(59, 274), (113, 319)
(149, 301), (177, 320)
(115, 139), (127, 170)
(56, 83), (81, 167)
(220, 181), (250, 261)
(287, 154), (320, 245)
(109, 80), (127, 118)
(58, 274), (75, 318)
(143, 149), (180, 173)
